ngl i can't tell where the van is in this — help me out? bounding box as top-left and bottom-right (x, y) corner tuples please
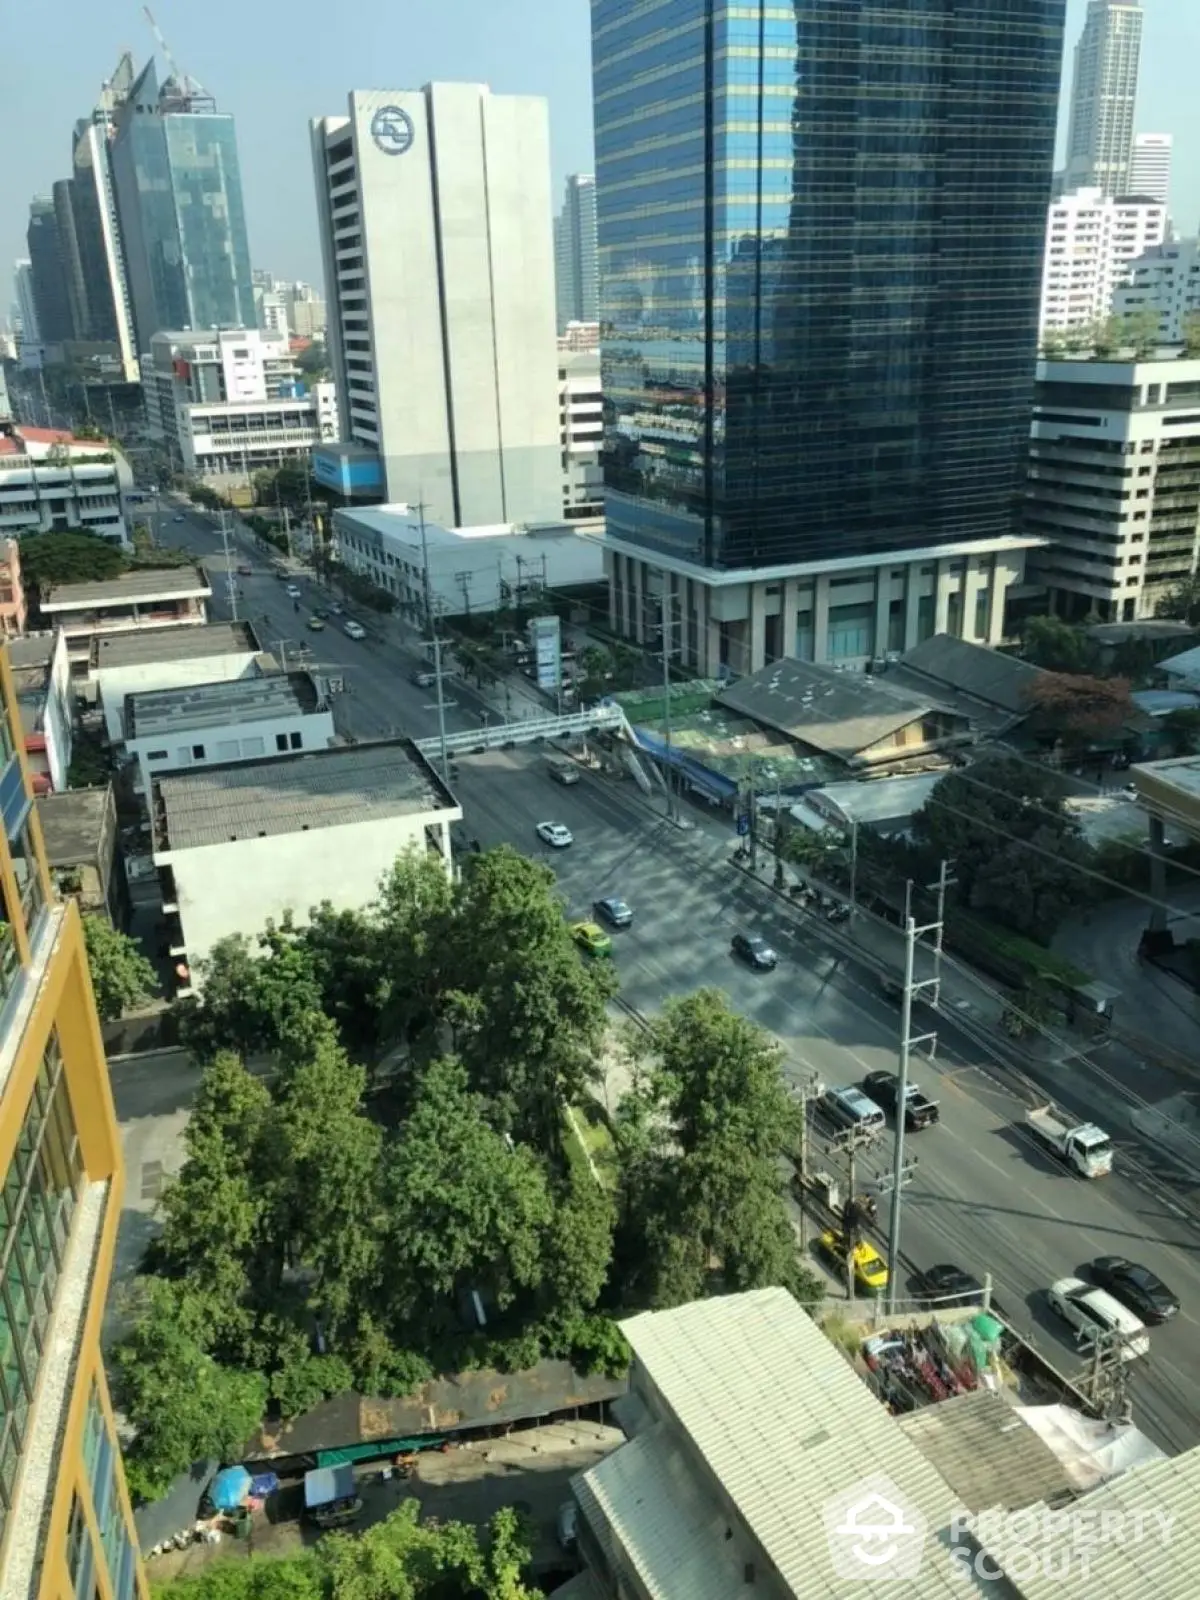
(819, 1085), (886, 1135)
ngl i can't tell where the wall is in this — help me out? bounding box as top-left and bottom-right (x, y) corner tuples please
(96, 651), (261, 743)
(128, 705), (335, 796)
(161, 810), (459, 979)
(43, 629), (73, 791)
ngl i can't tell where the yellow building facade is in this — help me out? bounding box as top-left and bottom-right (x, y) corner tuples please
(0, 645), (146, 1599)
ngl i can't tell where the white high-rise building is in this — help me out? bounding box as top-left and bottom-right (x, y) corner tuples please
(1040, 188), (1166, 337)
(1115, 237), (1200, 341)
(554, 174), (598, 334)
(559, 349), (603, 526)
(1129, 133), (1173, 204)
(1063, 2), (1144, 197)
(12, 261), (42, 368)
(310, 85), (561, 528)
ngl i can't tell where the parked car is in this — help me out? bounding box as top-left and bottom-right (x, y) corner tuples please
(556, 1501), (578, 1551)
(1046, 1276), (1149, 1359)
(915, 1264), (985, 1308)
(571, 921), (613, 958)
(818, 1229), (889, 1295)
(1088, 1257), (1179, 1324)
(731, 932), (777, 970)
(593, 896), (633, 928)
(862, 1070), (940, 1130)
(343, 620), (366, 640)
(818, 1084), (886, 1135)
(536, 821), (573, 848)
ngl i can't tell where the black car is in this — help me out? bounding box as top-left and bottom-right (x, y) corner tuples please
(1089, 1256), (1179, 1324)
(594, 896), (633, 928)
(916, 1264), (986, 1308)
(731, 932), (777, 970)
(862, 1070), (940, 1130)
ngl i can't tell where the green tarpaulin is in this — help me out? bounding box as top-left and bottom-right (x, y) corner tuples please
(316, 1435), (446, 1467)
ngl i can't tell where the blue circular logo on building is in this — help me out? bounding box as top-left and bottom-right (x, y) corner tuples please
(370, 105), (415, 156)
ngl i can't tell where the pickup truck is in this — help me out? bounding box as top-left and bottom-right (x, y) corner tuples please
(1025, 1103), (1113, 1178)
(862, 1070), (940, 1131)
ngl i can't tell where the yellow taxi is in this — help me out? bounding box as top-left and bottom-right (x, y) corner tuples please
(819, 1228), (889, 1294)
(570, 921), (613, 958)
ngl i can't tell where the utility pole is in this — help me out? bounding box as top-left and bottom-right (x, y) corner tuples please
(884, 876), (946, 1314)
(789, 1070), (822, 1249)
(455, 569), (472, 618)
(660, 584), (677, 821)
(848, 819), (859, 917)
(219, 510), (239, 622)
(834, 1126), (880, 1303)
(282, 505), (293, 560)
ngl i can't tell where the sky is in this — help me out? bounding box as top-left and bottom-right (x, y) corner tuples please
(5, 0), (1200, 305)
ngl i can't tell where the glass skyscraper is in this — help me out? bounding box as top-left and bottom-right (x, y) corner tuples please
(110, 60), (254, 353)
(593, 0), (1067, 667)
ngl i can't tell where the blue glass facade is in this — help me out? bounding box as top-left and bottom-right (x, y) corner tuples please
(111, 61), (255, 352)
(592, 0), (1067, 572)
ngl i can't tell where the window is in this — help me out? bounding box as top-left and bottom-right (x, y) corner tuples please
(191, 745), (205, 760)
(146, 749), (168, 761)
(275, 734), (288, 752)
(9, 812), (44, 927)
(289, 732), (302, 750)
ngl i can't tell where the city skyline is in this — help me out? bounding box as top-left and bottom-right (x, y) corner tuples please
(6, 0), (1200, 317)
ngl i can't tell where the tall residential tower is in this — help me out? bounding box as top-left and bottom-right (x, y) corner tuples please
(1063, 1), (1144, 197)
(0, 643), (146, 1600)
(110, 60), (254, 353)
(310, 85), (561, 527)
(593, 0), (1067, 673)
(1129, 132), (1173, 205)
(554, 174), (599, 333)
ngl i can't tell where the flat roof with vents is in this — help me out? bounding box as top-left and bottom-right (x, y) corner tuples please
(126, 673), (319, 739)
(152, 738), (454, 852)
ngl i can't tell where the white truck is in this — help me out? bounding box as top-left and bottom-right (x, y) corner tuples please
(1024, 1103), (1113, 1178)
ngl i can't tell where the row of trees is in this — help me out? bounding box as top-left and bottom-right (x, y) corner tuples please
(115, 847), (818, 1501)
(1039, 309), (1200, 360)
(155, 1502), (539, 1600)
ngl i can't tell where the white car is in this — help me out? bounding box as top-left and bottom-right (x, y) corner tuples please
(536, 821), (573, 848)
(1046, 1276), (1149, 1360)
(285, 583), (301, 598)
(343, 620), (366, 640)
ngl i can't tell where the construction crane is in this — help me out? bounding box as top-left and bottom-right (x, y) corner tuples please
(141, 6), (214, 111)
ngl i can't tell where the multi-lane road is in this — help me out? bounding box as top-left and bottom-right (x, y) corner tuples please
(157, 498), (1200, 1454)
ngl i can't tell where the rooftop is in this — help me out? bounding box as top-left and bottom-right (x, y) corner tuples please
(598, 1287), (965, 1598)
(35, 787), (113, 868)
(716, 659), (961, 761)
(896, 1390), (1074, 1515)
(808, 773), (944, 831)
(126, 672), (321, 740)
(1160, 643), (1200, 680)
(91, 620), (258, 671)
(153, 738), (456, 852)
(1131, 754), (1200, 837)
(887, 635), (1042, 719)
(7, 634), (57, 674)
(41, 567), (211, 612)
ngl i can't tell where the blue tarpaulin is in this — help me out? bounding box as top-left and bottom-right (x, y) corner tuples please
(210, 1466), (252, 1512)
(305, 1463), (355, 1509)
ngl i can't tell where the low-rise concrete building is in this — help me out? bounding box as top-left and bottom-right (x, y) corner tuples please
(124, 672), (336, 797)
(0, 423), (134, 545)
(8, 630), (72, 791)
(41, 566), (212, 673)
(36, 784), (127, 925)
(91, 620), (264, 743)
(334, 503), (604, 620)
(151, 738), (461, 989)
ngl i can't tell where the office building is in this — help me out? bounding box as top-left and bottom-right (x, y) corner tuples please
(1063, 2), (1144, 197)
(554, 173), (598, 333)
(143, 327), (334, 478)
(0, 423), (133, 547)
(310, 84), (561, 528)
(110, 59), (254, 353)
(1116, 236), (1200, 341)
(560, 349), (603, 525)
(25, 200), (74, 347)
(1026, 355), (1200, 621)
(593, 0), (1063, 674)
(1129, 133), (1173, 205)
(284, 281), (326, 342)
(39, 567), (211, 673)
(0, 641), (146, 1599)
(1040, 189), (1166, 336)
(12, 264), (42, 369)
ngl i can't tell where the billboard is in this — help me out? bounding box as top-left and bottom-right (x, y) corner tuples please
(528, 615), (561, 693)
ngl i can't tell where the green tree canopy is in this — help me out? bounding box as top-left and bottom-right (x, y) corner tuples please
(1157, 573), (1200, 627)
(20, 530), (127, 595)
(81, 914), (158, 1020)
(1020, 616), (1099, 675)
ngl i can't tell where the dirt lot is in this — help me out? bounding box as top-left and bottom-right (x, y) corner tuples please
(146, 1419), (622, 1585)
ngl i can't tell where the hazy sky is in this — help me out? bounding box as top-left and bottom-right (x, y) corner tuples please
(5, 0), (1200, 304)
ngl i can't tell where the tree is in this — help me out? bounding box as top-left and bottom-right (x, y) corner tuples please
(1157, 573), (1200, 627)
(1022, 672), (1136, 744)
(20, 531), (127, 597)
(81, 915), (158, 1020)
(177, 928), (324, 1061)
(1183, 313), (1200, 357)
(577, 644), (614, 701)
(152, 1556), (325, 1600)
(111, 1278), (267, 1502)
(438, 847), (616, 1158)
(380, 1056), (554, 1335)
(1020, 616), (1098, 675)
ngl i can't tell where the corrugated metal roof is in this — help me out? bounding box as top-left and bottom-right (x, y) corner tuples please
(716, 660), (945, 758)
(127, 672), (317, 738)
(972, 1447), (1200, 1598)
(898, 1390), (1074, 1514)
(612, 1289), (968, 1598)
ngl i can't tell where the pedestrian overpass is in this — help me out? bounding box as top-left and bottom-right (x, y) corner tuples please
(414, 703), (627, 760)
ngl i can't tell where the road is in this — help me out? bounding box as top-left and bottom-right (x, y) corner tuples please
(138, 495), (1200, 1454)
